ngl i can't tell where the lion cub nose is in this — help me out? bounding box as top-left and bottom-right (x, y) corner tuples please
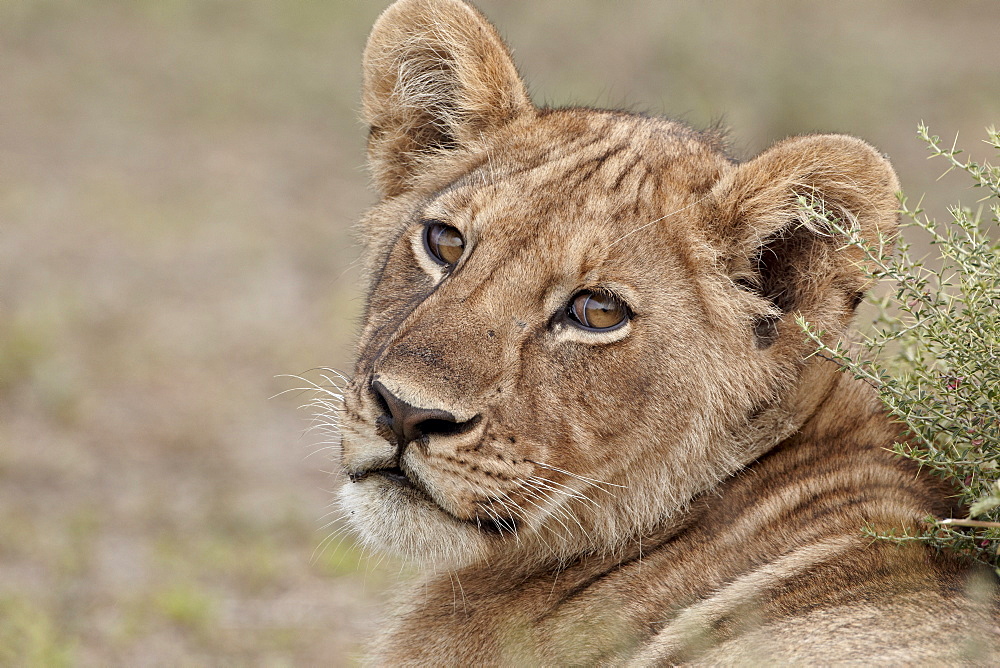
(371, 379), (472, 446)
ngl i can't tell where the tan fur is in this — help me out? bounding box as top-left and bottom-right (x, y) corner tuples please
(336, 0), (999, 663)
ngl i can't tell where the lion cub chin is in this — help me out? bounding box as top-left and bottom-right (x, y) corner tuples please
(334, 0), (999, 663)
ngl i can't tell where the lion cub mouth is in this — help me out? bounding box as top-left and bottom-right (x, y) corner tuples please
(349, 465), (519, 535)
(349, 466), (414, 488)
(373, 466), (413, 487)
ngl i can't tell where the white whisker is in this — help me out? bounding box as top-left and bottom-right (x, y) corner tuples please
(527, 459), (625, 494)
(604, 193), (712, 250)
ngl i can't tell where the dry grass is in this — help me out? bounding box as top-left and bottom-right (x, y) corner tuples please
(0, 0), (997, 663)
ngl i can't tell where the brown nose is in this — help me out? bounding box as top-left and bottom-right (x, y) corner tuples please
(371, 379), (473, 447)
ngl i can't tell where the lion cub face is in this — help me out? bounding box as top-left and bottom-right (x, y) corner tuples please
(339, 0), (899, 568)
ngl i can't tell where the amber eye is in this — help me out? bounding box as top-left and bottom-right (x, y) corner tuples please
(422, 221), (465, 266)
(567, 291), (630, 331)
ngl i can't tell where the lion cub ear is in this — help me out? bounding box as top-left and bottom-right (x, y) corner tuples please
(362, 0), (533, 196)
(710, 134), (900, 347)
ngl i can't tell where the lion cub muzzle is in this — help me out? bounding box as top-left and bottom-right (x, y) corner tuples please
(370, 377), (480, 450)
(345, 373), (486, 491)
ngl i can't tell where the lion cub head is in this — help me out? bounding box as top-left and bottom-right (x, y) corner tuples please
(338, 0), (899, 569)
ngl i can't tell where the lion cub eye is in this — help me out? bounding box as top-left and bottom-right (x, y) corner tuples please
(422, 221), (465, 266)
(567, 291), (630, 331)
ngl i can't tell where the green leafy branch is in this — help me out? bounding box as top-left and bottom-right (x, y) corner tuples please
(798, 125), (1000, 569)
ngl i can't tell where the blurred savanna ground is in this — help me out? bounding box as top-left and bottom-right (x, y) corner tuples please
(1, 0), (997, 664)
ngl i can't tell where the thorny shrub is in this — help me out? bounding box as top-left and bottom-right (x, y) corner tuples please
(800, 124), (1000, 571)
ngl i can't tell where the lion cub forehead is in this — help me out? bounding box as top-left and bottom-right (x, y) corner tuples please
(422, 171), (704, 275)
(424, 111), (725, 237)
(424, 185), (617, 276)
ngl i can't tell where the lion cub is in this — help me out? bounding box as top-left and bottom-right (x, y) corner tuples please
(336, 0), (999, 663)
